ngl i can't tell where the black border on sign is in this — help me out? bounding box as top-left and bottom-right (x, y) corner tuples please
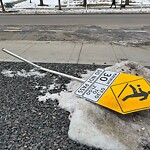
(110, 78), (150, 113)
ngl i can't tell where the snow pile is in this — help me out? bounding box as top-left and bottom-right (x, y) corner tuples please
(3, 0), (27, 3)
(9, 7), (150, 14)
(134, 0), (150, 4)
(105, 61), (150, 82)
(1, 69), (46, 78)
(10, 0), (150, 9)
(13, 0), (65, 8)
(38, 61), (150, 150)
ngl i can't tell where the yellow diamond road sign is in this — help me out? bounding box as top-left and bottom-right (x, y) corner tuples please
(75, 68), (150, 114)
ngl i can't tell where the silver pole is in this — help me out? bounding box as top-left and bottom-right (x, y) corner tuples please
(2, 48), (85, 83)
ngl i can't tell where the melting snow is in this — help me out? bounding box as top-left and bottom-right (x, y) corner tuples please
(37, 61), (150, 150)
(3, 0), (150, 14)
(1, 69), (46, 78)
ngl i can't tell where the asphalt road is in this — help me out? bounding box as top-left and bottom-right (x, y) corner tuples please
(0, 14), (150, 27)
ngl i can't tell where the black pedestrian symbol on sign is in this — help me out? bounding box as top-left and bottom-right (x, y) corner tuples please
(122, 84), (150, 101)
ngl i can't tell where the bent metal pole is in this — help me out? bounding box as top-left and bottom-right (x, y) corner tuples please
(2, 48), (85, 83)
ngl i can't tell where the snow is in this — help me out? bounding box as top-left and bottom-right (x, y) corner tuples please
(1, 0), (150, 14)
(11, 0), (150, 8)
(3, 0), (17, 3)
(105, 61), (150, 82)
(4, 7), (149, 15)
(1, 69), (46, 77)
(36, 61), (150, 150)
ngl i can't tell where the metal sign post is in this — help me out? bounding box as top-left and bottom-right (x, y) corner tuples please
(2, 48), (85, 83)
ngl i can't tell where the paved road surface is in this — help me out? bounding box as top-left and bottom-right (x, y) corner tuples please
(0, 14), (150, 27)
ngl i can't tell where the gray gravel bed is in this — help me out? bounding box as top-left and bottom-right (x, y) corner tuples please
(0, 62), (105, 150)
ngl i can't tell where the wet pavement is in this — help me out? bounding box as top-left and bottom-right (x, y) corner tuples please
(0, 25), (150, 47)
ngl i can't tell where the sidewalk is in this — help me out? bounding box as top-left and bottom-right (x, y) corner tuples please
(0, 40), (150, 66)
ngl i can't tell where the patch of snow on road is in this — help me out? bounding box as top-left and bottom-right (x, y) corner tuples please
(36, 61), (150, 150)
(1, 69), (46, 78)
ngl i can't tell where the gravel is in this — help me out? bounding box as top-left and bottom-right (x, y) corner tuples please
(0, 62), (105, 150)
